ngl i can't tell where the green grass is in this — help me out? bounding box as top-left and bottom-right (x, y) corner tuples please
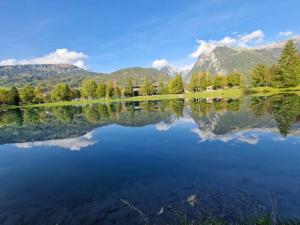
(247, 86), (300, 96)
(1, 87), (300, 110)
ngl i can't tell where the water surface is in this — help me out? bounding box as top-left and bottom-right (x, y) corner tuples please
(0, 94), (299, 224)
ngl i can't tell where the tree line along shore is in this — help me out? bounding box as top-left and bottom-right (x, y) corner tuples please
(0, 40), (300, 107)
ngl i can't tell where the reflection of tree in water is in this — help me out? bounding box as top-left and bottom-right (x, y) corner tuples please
(270, 94), (300, 136)
(83, 105), (101, 123)
(123, 102), (135, 119)
(169, 99), (184, 118)
(250, 96), (270, 117)
(140, 101), (157, 114)
(227, 99), (241, 112)
(250, 94), (300, 136)
(0, 109), (23, 126)
(1, 95), (299, 142)
(213, 99), (227, 112)
(98, 103), (110, 119)
(190, 98), (241, 117)
(51, 106), (80, 124)
(23, 108), (42, 125)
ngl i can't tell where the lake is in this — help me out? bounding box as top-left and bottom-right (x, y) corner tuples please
(0, 94), (299, 225)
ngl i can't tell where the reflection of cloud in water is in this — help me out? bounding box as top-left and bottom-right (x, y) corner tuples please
(156, 116), (195, 132)
(272, 136), (286, 142)
(15, 131), (96, 151)
(156, 122), (172, 131)
(191, 128), (259, 145)
(191, 127), (300, 145)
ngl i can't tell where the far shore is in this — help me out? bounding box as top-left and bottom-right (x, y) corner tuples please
(1, 87), (300, 110)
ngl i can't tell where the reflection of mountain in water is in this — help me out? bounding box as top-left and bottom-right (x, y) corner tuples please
(187, 94), (300, 143)
(0, 94), (299, 146)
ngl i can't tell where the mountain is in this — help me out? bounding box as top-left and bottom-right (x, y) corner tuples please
(0, 64), (97, 78)
(0, 64), (169, 87)
(158, 64), (178, 76)
(109, 67), (169, 84)
(188, 38), (300, 83)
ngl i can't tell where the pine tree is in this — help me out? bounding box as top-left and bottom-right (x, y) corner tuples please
(168, 74), (184, 94)
(157, 78), (166, 95)
(251, 64), (269, 87)
(274, 40), (300, 88)
(9, 86), (20, 105)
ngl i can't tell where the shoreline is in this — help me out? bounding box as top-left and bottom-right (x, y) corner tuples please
(1, 87), (300, 109)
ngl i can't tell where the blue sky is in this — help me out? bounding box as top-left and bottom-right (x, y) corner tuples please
(0, 0), (299, 72)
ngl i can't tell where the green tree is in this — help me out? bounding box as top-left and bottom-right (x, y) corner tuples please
(199, 72), (212, 90)
(34, 86), (44, 103)
(124, 78), (134, 97)
(140, 78), (155, 95)
(227, 73), (241, 88)
(71, 89), (81, 99)
(189, 72), (201, 92)
(96, 82), (107, 98)
(113, 84), (121, 98)
(267, 65), (276, 87)
(81, 79), (97, 99)
(190, 72), (212, 92)
(51, 83), (72, 101)
(251, 64), (270, 87)
(213, 75), (227, 90)
(8, 87), (20, 105)
(274, 40), (300, 88)
(168, 74), (184, 94)
(0, 89), (10, 105)
(189, 72), (212, 92)
(19, 85), (35, 104)
(106, 81), (114, 98)
(157, 78), (167, 95)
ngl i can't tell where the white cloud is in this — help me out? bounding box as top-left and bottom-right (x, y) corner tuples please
(278, 30), (294, 37)
(0, 59), (18, 66)
(189, 30), (266, 58)
(0, 48), (88, 69)
(239, 30), (265, 45)
(15, 131), (96, 151)
(218, 36), (237, 45)
(152, 59), (170, 70)
(152, 58), (179, 76)
(189, 40), (218, 58)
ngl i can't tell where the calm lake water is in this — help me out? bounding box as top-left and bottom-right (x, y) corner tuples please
(0, 94), (299, 225)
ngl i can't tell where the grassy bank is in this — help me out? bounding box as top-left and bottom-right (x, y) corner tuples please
(1, 87), (300, 109)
